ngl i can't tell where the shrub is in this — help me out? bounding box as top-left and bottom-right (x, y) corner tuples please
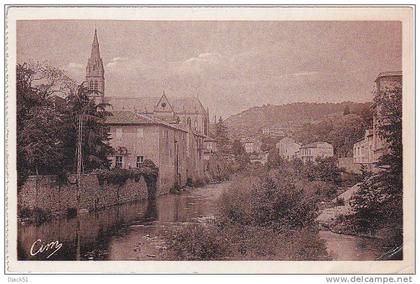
(218, 170), (319, 229)
(32, 208), (52, 225)
(166, 224), (229, 260)
(93, 160), (158, 187)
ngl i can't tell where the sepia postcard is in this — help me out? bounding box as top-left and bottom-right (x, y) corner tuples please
(4, 5), (415, 274)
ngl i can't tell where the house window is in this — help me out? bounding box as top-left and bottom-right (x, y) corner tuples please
(116, 128), (123, 139)
(137, 128), (144, 138)
(94, 80), (98, 90)
(136, 156), (144, 167)
(115, 156), (123, 168)
(89, 81), (94, 90)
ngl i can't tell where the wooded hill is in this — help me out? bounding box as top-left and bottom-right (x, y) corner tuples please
(224, 102), (371, 139)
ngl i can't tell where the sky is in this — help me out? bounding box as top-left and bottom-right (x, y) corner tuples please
(17, 20), (401, 119)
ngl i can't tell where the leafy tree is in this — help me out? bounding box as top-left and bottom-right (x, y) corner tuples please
(215, 116), (230, 154)
(61, 85), (113, 173)
(17, 62), (114, 186)
(351, 86), (402, 245)
(293, 114), (369, 157)
(16, 63), (66, 185)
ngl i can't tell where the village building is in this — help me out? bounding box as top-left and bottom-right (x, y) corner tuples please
(240, 137), (262, 154)
(249, 152), (269, 165)
(351, 71), (402, 171)
(275, 137), (301, 160)
(353, 129), (375, 167)
(372, 71), (402, 163)
(261, 125), (287, 137)
(299, 142), (334, 163)
(203, 136), (217, 160)
(85, 30), (208, 193)
(104, 94), (210, 137)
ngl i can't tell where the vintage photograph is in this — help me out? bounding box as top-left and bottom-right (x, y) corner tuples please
(5, 6), (415, 274)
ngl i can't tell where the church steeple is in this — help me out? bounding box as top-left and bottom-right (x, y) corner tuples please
(86, 29), (105, 104)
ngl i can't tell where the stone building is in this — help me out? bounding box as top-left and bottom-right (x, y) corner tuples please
(83, 30), (208, 193)
(240, 137), (262, 154)
(105, 111), (206, 194)
(276, 137), (301, 160)
(104, 94), (210, 136)
(372, 71), (402, 163)
(351, 71), (402, 171)
(299, 142), (334, 163)
(353, 129), (375, 167)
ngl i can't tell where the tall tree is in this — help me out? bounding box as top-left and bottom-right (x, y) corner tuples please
(16, 63), (66, 185)
(61, 85), (114, 173)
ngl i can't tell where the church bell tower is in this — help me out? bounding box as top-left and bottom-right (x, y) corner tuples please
(86, 29), (105, 104)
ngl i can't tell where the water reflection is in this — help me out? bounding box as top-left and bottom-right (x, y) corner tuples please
(18, 184), (224, 261)
(18, 182), (386, 261)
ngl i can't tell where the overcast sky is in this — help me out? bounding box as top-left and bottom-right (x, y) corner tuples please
(17, 20), (401, 119)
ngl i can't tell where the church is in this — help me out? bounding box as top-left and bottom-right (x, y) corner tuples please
(85, 29), (213, 194)
(85, 29), (210, 137)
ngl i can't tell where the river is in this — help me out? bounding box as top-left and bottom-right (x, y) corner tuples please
(18, 181), (384, 261)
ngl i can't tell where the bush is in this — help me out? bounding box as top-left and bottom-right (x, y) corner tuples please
(18, 207), (52, 225)
(166, 224), (229, 260)
(94, 160), (159, 186)
(33, 208), (52, 225)
(218, 170), (319, 229)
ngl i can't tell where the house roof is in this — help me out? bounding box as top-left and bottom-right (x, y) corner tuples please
(301, 142), (333, 149)
(105, 96), (207, 115)
(375, 71), (402, 81)
(105, 111), (188, 132)
(277, 137), (296, 145)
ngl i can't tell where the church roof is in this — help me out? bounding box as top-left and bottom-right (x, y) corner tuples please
(105, 111), (156, 124)
(105, 110), (188, 132)
(105, 96), (207, 114)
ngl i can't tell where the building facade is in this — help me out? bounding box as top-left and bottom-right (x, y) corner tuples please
(104, 94), (210, 137)
(372, 71), (402, 163)
(353, 129), (375, 165)
(299, 142), (334, 163)
(240, 138), (262, 154)
(352, 71), (402, 171)
(105, 111), (206, 194)
(84, 30), (208, 194)
(276, 137), (301, 160)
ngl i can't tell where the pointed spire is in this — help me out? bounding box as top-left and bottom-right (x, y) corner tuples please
(93, 28), (99, 45)
(90, 28), (101, 59)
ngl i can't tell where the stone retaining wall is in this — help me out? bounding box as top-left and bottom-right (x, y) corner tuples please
(18, 174), (149, 215)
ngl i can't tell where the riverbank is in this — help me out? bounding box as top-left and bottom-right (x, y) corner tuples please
(315, 184), (392, 260)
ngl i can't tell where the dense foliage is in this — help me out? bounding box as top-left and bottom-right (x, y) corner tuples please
(350, 86), (403, 247)
(164, 156), (339, 260)
(214, 116), (231, 154)
(17, 63), (113, 185)
(292, 113), (372, 157)
(224, 101), (372, 140)
(60, 85), (113, 173)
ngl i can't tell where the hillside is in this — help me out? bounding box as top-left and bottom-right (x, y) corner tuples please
(224, 102), (372, 140)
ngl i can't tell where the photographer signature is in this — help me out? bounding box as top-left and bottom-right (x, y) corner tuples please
(30, 239), (63, 259)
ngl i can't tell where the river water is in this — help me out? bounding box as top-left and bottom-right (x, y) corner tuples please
(18, 181), (384, 261)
